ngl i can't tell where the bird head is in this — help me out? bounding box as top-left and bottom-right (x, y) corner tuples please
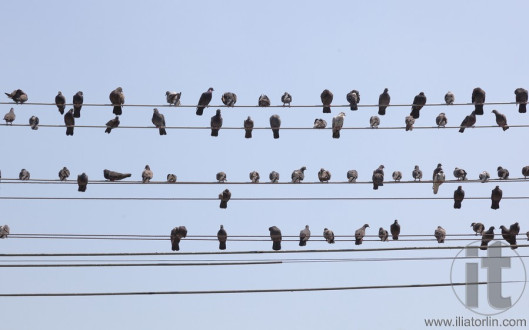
(208, 87), (214, 92)
(339, 112), (346, 117)
(58, 91), (62, 95)
(490, 226), (495, 230)
(145, 165), (150, 170)
(384, 88), (388, 93)
(415, 165), (419, 169)
(419, 92), (424, 96)
(394, 220), (398, 224)
(497, 166), (503, 171)
(116, 87), (123, 92)
(471, 223), (475, 227)
(364, 224), (370, 228)
(216, 109), (221, 115)
(220, 225), (224, 229)
(78, 91), (83, 96)
(305, 225), (309, 229)
(300, 166), (307, 172)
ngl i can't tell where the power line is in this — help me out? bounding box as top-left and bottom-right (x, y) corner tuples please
(0, 261), (282, 268)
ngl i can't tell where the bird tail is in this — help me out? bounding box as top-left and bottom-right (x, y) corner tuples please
(373, 183), (378, 190)
(475, 104), (484, 115)
(113, 106), (122, 115)
(31, 125), (38, 130)
(323, 106), (331, 113)
(454, 201), (461, 209)
(410, 109), (420, 119)
(245, 130), (252, 139)
(406, 125), (411, 131)
(378, 107), (386, 116)
(172, 241), (180, 251)
(433, 183), (439, 194)
(511, 242), (518, 250)
(58, 106), (65, 115)
(459, 127), (465, 133)
(124, 174), (132, 178)
(66, 127), (74, 136)
(351, 104), (358, 111)
(355, 239), (362, 245)
(273, 129), (279, 139)
(219, 241), (226, 250)
(159, 127), (167, 135)
(519, 104), (527, 113)
(78, 185), (86, 192)
(73, 108), (81, 118)
(272, 241), (281, 251)
(503, 125), (509, 131)
(332, 130), (340, 139)
(299, 239), (306, 247)
(480, 241), (488, 250)
(4, 93), (10, 97)
(491, 201), (500, 209)
(392, 235), (398, 240)
(211, 129), (219, 137)
(105, 127), (112, 134)
(196, 107), (204, 116)
(220, 200), (227, 209)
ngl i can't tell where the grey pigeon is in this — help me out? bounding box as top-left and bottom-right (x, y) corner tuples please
(58, 167), (70, 181)
(196, 87), (214, 115)
(471, 222), (485, 235)
(332, 112), (345, 139)
(281, 92), (292, 106)
(166, 91), (181, 106)
(217, 225), (227, 250)
(510, 222), (520, 236)
(471, 87), (486, 115)
(19, 169), (30, 180)
(459, 111), (476, 133)
(170, 226), (187, 251)
(370, 116), (380, 128)
(346, 90), (360, 110)
(269, 114), (281, 139)
(372, 165), (384, 190)
(514, 88), (528, 113)
(152, 108), (167, 135)
(5, 89), (27, 104)
(392, 170), (402, 182)
(221, 92), (237, 107)
(299, 225), (311, 246)
(347, 169), (358, 183)
(453, 186), (465, 209)
(219, 189), (231, 209)
(77, 173), (88, 192)
(378, 88), (390, 115)
(269, 171), (279, 183)
(258, 94), (270, 107)
(497, 166), (509, 180)
(500, 225), (517, 249)
(313, 118), (327, 129)
(0, 225), (10, 239)
(269, 226), (282, 251)
(379, 227), (389, 242)
(355, 224), (369, 245)
(73, 91), (83, 118)
(320, 89), (333, 113)
(492, 110), (509, 131)
(436, 113), (447, 127)
(390, 220), (400, 240)
(433, 163), (443, 179)
(29, 116), (39, 130)
(434, 226), (446, 243)
(105, 116), (120, 134)
(405, 115), (415, 131)
(216, 172), (227, 183)
(453, 167), (467, 181)
(318, 168), (331, 183)
(109, 87), (124, 115)
(3, 108), (15, 125)
(445, 91), (455, 105)
(480, 226), (495, 250)
(479, 171), (490, 183)
(55, 91), (66, 114)
(249, 171), (260, 183)
(104, 169), (132, 181)
(523, 166), (529, 179)
(142, 165), (153, 183)
(412, 165), (423, 181)
(432, 164), (445, 194)
(410, 92), (426, 119)
(323, 228), (335, 243)
(210, 109), (223, 137)
(244, 116), (254, 138)
(491, 186), (502, 210)
(167, 174), (177, 183)
(291, 166), (306, 183)
(64, 108), (75, 136)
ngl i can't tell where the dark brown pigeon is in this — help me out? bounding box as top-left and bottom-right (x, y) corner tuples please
(435, 226), (446, 243)
(244, 116), (254, 138)
(472, 87), (486, 115)
(210, 109), (223, 137)
(515, 88), (528, 113)
(491, 186), (502, 210)
(221, 92), (237, 107)
(103, 169), (132, 181)
(497, 166), (509, 180)
(471, 222), (485, 235)
(346, 90), (360, 110)
(170, 226), (187, 251)
(269, 114), (281, 139)
(453, 186), (465, 209)
(372, 165), (384, 190)
(500, 225), (517, 249)
(105, 116), (120, 134)
(323, 228), (335, 243)
(459, 111), (476, 133)
(73, 91), (84, 118)
(77, 173), (88, 192)
(379, 227), (389, 242)
(410, 92), (426, 119)
(281, 92), (292, 106)
(444, 91), (455, 105)
(299, 225), (311, 246)
(64, 109), (75, 136)
(109, 87), (124, 115)
(355, 224), (369, 245)
(269, 171), (279, 183)
(217, 225), (227, 250)
(196, 88), (214, 115)
(480, 226), (495, 250)
(321, 89), (333, 113)
(152, 108), (167, 135)
(269, 226), (282, 250)
(492, 110), (509, 131)
(58, 167), (70, 181)
(378, 88), (390, 115)
(219, 189), (231, 209)
(522, 166), (529, 179)
(258, 94), (270, 107)
(55, 91), (66, 114)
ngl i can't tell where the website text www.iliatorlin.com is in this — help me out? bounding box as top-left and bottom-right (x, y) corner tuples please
(424, 316), (527, 327)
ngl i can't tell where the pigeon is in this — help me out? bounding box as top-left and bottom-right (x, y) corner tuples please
(216, 172), (227, 183)
(323, 228), (335, 243)
(453, 186), (465, 209)
(346, 90), (360, 110)
(258, 94), (271, 107)
(436, 113), (447, 127)
(405, 116), (415, 131)
(432, 164), (445, 194)
(321, 89), (333, 113)
(269, 226), (282, 251)
(410, 92), (426, 119)
(210, 109), (223, 137)
(5, 89), (27, 104)
(318, 168), (331, 183)
(471, 87), (486, 115)
(221, 92), (237, 107)
(0, 225), (10, 239)
(19, 169), (30, 180)
(299, 225), (311, 246)
(104, 169), (132, 181)
(527, 232), (529, 241)
(217, 225), (227, 250)
(347, 170), (358, 183)
(434, 226), (446, 243)
(3, 108), (15, 125)
(332, 112), (345, 138)
(73, 91), (84, 118)
(453, 167), (467, 181)
(497, 166), (509, 180)
(390, 220), (400, 240)
(379, 228), (389, 242)
(29, 116), (39, 130)
(170, 226), (187, 251)
(458, 111), (476, 133)
(281, 92), (292, 106)
(166, 91), (181, 106)
(355, 224), (369, 245)
(64, 109), (75, 136)
(479, 171), (490, 183)
(167, 174), (177, 183)
(370, 116), (380, 128)
(445, 91), (455, 105)
(109, 87), (125, 115)
(142, 165), (153, 183)
(269, 114), (281, 139)
(77, 173), (88, 192)
(105, 116), (120, 134)
(433, 163), (443, 179)
(219, 189), (231, 209)
(58, 167), (70, 181)
(514, 88), (528, 113)
(412, 165), (423, 181)
(523, 166), (529, 179)
(492, 110), (509, 131)
(372, 165), (384, 190)
(55, 91), (66, 114)
(269, 171), (279, 183)
(480, 226), (495, 250)
(249, 171), (260, 183)
(244, 116), (254, 138)
(378, 88), (390, 115)
(196, 88), (214, 115)
(152, 108), (167, 135)
(313, 118), (327, 128)
(291, 166), (307, 183)
(500, 225), (517, 249)
(392, 171), (402, 182)
(510, 222), (520, 236)
(471, 222), (485, 236)
(491, 186), (502, 210)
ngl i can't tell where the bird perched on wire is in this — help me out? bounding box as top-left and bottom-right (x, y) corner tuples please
(5, 89), (27, 104)
(105, 116), (120, 134)
(390, 220), (400, 240)
(77, 173), (88, 192)
(410, 92), (426, 119)
(196, 87), (214, 115)
(436, 113), (447, 127)
(0, 225), (10, 239)
(434, 226), (446, 243)
(492, 110), (509, 131)
(323, 228), (335, 243)
(281, 92), (292, 107)
(372, 165), (384, 190)
(58, 167), (70, 181)
(444, 91), (455, 105)
(472, 87), (486, 115)
(392, 171), (402, 182)
(355, 224), (369, 245)
(167, 174), (177, 183)
(480, 226), (495, 250)
(471, 222), (485, 236)
(152, 108), (167, 135)
(313, 118), (327, 129)
(216, 172), (227, 183)
(64, 109), (75, 136)
(19, 169), (30, 180)
(249, 171), (260, 183)
(109, 87), (124, 116)
(210, 109), (223, 137)
(346, 90), (360, 110)
(370, 116), (380, 128)
(166, 91), (181, 106)
(332, 112), (345, 139)
(318, 168), (331, 183)
(514, 88), (528, 113)
(432, 163), (445, 194)
(510, 222), (520, 236)
(244, 116), (254, 138)
(479, 171), (490, 183)
(459, 111), (476, 133)
(378, 88), (390, 115)
(405, 116), (415, 131)
(453, 167), (467, 181)
(219, 189), (231, 209)
(29, 116), (39, 130)
(217, 225), (227, 250)
(491, 186), (502, 210)
(453, 186), (465, 209)
(73, 91), (84, 118)
(497, 166), (509, 180)
(221, 92), (237, 107)
(347, 169), (358, 183)
(170, 226), (187, 251)
(269, 171), (279, 183)
(55, 91), (66, 114)
(299, 225), (311, 247)
(269, 114), (281, 139)
(379, 227), (389, 242)
(291, 166), (306, 183)
(3, 108), (15, 125)
(522, 166), (529, 179)
(142, 165), (153, 183)
(269, 226), (282, 251)
(500, 225), (517, 249)
(104, 169), (132, 181)
(412, 165), (423, 181)
(320, 89), (333, 113)
(258, 94), (270, 107)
